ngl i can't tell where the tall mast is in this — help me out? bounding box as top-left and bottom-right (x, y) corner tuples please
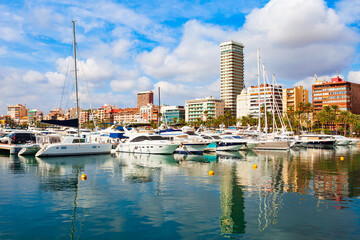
(257, 49), (261, 133)
(158, 87), (161, 126)
(272, 74), (276, 137)
(72, 20), (80, 137)
(262, 63), (267, 136)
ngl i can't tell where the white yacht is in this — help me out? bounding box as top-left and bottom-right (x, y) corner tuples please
(35, 136), (112, 157)
(163, 134), (207, 154)
(115, 134), (179, 154)
(19, 134), (62, 155)
(217, 135), (249, 151)
(295, 134), (336, 148)
(35, 21), (112, 157)
(348, 138), (360, 145)
(332, 135), (350, 146)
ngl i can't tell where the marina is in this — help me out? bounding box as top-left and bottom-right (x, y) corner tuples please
(1, 146), (360, 239)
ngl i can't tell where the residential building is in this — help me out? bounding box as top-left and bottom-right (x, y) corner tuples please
(282, 86), (309, 113)
(161, 106), (185, 124)
(80, 109), (97, 124)
(7, 104), (28, 122)
(28, 109), (43, 125)
(139, 104), (159, 123)
(137, 91), (154, 108)
(220, 40), (245, 116)
(312, 76), (360, 113)
(65, 107), (81, 120)
(185, 96), (225, 122)
(236, 89), (250, 119)
(97, 104), (118, 123)
(248, 84), (283, 117)
(44, 108), (65, 120)
(113, 108), (140, 124)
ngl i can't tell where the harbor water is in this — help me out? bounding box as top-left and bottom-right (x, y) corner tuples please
(1, 147), (360, 239)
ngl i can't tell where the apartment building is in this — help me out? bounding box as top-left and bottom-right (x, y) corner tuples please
(220, 41), (245, 116)
(7, 104), (28, 122)
(248, 84), (283, 117)
(137, 91), (154, 108)
(312, 76), (360, 113)
(185, 96), (225, 122)
(161, 106), (185, 124)
(282, 86), (309, 113)
(236, 89), (250, 119)
(113, 108), (140, 124)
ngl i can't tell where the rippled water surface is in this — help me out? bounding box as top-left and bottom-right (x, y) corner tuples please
(1, 146), (360, 239)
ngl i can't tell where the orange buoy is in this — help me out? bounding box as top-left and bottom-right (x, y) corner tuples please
(209, 170), (214, 176)
(81, 174), (87, 181)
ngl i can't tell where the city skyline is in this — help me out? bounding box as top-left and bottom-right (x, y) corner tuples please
(0, 0), (359, 114)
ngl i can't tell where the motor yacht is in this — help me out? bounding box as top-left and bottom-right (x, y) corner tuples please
(115, 134), (179, 154)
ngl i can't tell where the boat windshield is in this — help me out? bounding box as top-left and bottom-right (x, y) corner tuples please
(148, 136), (166, 141)
(211, 135), (222, 140)
(200, 135), (212, 139)
(130, 135), (165, 142)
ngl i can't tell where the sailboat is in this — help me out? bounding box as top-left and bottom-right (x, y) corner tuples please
(253, 49), (294, 150)
(36, 21), (112, 157)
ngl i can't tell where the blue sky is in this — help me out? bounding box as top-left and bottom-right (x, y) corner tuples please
(0, 0), (359, 114)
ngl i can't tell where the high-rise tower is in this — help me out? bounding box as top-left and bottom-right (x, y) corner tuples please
(220, 41), (245, 116)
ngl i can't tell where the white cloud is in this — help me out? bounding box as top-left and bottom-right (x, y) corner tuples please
(112, 39), (133, 58)
(45, 72), (66, 87)
(234, 0), (359, 87)
(336, 0), (360, 25)
(0, 26), (23, 42)
(137, 76), (153, 91)
(153, 79), (220, 106)
(110, 80), (136, 92)
(23, 70), (47, 83)
(347, 71), (360, 84)
(56, 56), (115, 82)
(0, 47), (7, 55)
(139, 20), (223, 83)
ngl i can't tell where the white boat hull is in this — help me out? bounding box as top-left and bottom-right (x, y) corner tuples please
(116, 142), (179, 155)
(35, 143), (112, 157)
(254, 140), (291, 150)
(18, 144), (41, 155)
(175, 143), (207, 154)
(335, 139), (350, 146)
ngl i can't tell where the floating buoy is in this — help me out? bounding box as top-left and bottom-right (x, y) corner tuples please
(81, 174), (87, 181)
(253, 164), (257, 169)
(209, 170), (214, 176)
(340, 157), (344, 161)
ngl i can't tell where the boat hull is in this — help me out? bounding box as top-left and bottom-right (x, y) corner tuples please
(18, 144), (41, 155)
(175, 143), (206, 154)
(35, 143), (112, 157)
(216, 141), (246, 151)
(254, 140), (291, 150)
(116, 143), (179, 155)
(298, 140), (335, 149)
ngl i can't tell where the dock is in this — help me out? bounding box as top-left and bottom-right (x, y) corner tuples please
(0, 144), (26, 155)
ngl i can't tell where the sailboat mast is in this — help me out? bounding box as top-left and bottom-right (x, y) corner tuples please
(257, 49), (261, 133)
(72, 20), (80, 137)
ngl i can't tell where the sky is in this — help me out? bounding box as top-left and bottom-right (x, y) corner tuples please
(0, 0), (360, 114)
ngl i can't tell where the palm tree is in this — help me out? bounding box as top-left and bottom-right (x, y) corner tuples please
(338, 110), (350, 136)
(331, 105), (339, 130)
(349, 113), (358, 137)
(304, 102), (313, 131)
(315, 110), (327, 133)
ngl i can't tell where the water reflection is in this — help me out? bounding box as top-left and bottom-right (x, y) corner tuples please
(219, 161), (246, 235)
(1, 147), (360, 239)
